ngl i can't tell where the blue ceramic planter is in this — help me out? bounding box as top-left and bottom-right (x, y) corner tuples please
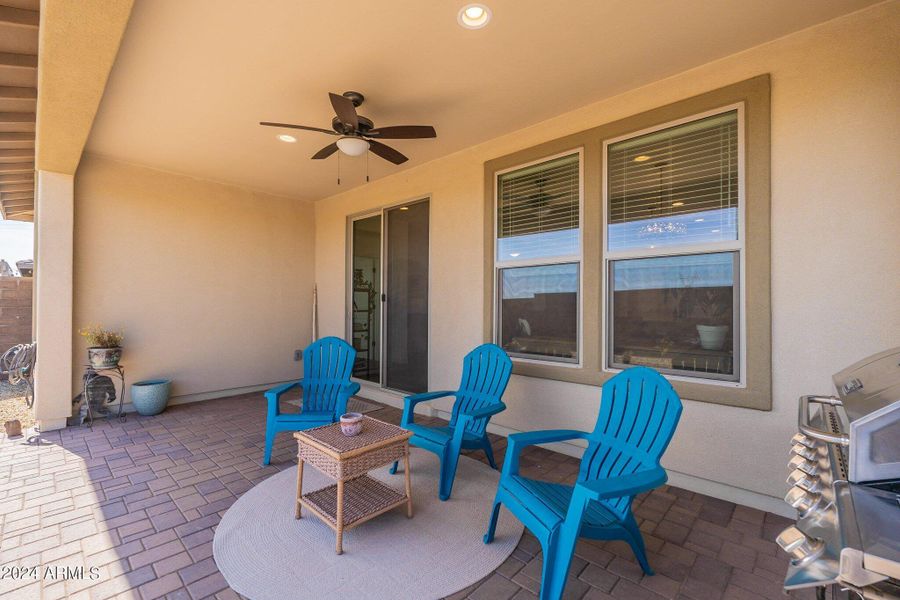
(131, 379), (171, 416)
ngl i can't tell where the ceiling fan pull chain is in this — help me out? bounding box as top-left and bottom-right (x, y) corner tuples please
(337, 151), (341, 185)
(366, 152), (370, 183)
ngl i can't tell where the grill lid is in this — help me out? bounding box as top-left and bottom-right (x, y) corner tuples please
(833, 346), (900, 423)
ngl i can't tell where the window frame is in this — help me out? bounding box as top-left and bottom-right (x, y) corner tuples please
(482, 75), (771, 411)
(492, 148), (585, 367)
(601, 103), (747, 387)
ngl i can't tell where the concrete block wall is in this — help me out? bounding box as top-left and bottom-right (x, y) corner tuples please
(0, 276), (33, 353)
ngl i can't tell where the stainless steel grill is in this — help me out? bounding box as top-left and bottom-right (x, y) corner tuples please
(778, 347), (900, 600)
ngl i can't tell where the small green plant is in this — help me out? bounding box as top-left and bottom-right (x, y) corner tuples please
(79, 325), (124, 348)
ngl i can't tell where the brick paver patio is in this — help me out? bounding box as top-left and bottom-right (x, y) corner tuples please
(0, 393), (811, 600)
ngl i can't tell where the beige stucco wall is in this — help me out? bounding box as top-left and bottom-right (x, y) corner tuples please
(314, 3), (900, 506)
(73, 154), (315, 401)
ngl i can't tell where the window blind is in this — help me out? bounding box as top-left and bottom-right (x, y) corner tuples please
(498, 153), (579, 240)
(608, 111), (738, 226)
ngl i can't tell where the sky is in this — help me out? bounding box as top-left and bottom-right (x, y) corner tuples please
(0, 221), (34, 273)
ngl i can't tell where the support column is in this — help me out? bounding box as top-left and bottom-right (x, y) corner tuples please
(33, 170), (74, 431)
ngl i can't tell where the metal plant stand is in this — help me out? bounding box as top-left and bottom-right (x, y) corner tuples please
(82, 364), (127, 426)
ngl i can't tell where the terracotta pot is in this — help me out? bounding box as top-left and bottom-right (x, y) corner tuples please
(88, 347), (122, 369)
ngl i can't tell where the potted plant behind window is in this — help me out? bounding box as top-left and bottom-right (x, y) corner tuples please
(79, 325), (124, 369)
(693, 288), (731, 351)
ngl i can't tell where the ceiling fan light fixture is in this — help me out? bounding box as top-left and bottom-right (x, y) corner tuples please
(336, 136), (370, 157)
(458, 4), (491, 29)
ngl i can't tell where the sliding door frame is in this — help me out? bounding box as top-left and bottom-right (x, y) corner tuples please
(347, 211), (384, 384)
(345, 195), (432, 394)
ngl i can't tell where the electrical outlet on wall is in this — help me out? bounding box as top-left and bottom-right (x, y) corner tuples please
(293, 349), (302, 361)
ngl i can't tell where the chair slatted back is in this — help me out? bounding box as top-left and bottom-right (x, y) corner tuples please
(450, 344), (513, 436)
(578, 367), (683, 517)
(300, 337), (357, 413)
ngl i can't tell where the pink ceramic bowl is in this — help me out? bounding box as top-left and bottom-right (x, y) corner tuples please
(340, 412), (364, 436)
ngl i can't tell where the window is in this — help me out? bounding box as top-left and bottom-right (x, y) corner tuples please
(605, 107), (742, 382)
(495, 151), (581, 363)
(483, 75), (770, 408)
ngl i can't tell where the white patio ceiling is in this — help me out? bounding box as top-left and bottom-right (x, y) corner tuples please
(86, 0), (880, 202)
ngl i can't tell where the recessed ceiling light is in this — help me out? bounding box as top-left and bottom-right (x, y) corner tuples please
(458, 4), (491, 29)
(277, 134), (297, 143)
(633, 155), (651, 162)
(671, 201), (684, 207)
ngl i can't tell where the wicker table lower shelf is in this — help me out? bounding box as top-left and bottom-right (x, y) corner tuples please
(300, 475), (407, 528)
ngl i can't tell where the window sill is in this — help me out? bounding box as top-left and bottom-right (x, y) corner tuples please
(511, 361), (770, 411)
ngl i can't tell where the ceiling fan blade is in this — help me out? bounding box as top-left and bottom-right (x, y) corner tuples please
(311, 142), (339, 159)
(368, 140), (408, 165)
(329, 93), (359, 130)
(259, 121), (338, 135)
(365, 125), (436, 139)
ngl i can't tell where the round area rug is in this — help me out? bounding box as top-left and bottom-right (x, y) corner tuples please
(214, 448), (524, 600)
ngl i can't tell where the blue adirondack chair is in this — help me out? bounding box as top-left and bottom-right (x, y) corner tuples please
(390, 343), (513, 500)
(262, 337), (360, 465)
(484, 366), (683, 600)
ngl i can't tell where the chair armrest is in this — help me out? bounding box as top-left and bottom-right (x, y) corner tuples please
(335, 381), (361, 417)
(264, 380), (303, 418)
(406, 390), (456, 406)
(453, 403), (507, 447)
(502, 429), (589, 476)
(459, 402), (506, 420)
(575, 466), (667, 502)
(265, 380), (302, 399)
(401, 391), (456, 427)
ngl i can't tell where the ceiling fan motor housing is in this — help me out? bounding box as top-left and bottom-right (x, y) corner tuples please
(342, 91), (365, 107)
(332, 115), (373, 135)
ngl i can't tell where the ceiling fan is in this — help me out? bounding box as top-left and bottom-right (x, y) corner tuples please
(260, 91), (436, 165)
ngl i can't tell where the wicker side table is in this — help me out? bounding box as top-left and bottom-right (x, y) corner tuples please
(293, 417), (413, 554)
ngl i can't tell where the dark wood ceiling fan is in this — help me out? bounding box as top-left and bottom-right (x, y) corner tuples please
(260, 91), (436, 165)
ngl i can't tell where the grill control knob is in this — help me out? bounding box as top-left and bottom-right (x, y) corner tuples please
(791, 433), (817, 449)
(785, 486), (823, 518)
(791, 442), (818, 461)
(776, 526), (825, 567)
(786, 468), (822, 494)
(788, 455), (820, 476)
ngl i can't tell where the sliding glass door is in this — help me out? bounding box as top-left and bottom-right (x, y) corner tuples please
(348, 200), (429, 392)
(350, 215), (382, 383)
(385, 201), (429, 393)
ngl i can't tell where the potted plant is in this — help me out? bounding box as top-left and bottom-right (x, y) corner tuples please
(79, 325), (124, 369)
(665, 279), (731, 351)
(692, 288), (731, 350)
